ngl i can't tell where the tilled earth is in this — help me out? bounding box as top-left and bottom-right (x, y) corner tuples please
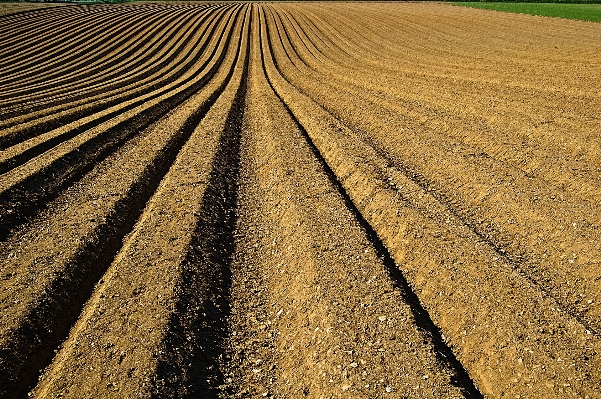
(1, 2), (600, 398)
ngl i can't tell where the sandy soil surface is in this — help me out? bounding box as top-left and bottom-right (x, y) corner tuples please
(1, 2), (600, 398)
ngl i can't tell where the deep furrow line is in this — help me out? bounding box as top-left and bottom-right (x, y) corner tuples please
(153, 16), (250, 396)
(0, 5), (241, 241)
(279, 4), (601, 207)
(261, 6), (480, 397)
(0, 5), (104, 51)
(0, 6), (246, 398)
(0, 6), (232, 161)
(0, 6), (143, 73)
(0, 5), (215, 94)
(26, 8), (250, 398)
(0, 6), (226, 129)
(0, 5), (212, 106)
(236, 9), (480, 397)
(0, 4), (195, 62)
(272, 4), (601, 333)
(0, 6), (190, 95)
(263, 5), (601, 398)
(0, 5), (185, 89)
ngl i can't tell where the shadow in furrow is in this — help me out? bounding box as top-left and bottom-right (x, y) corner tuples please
(151, 21), (249, 399)
(0, 6), (222, 127)
(0, 6), (234, 152)
(280, 101), (483, 399)
(0, 7), (243, 243)
(259, 19), (482, 396)
(359, 133), (601, 337)
(265, 3), (601, 339)
(0, 19), (245, 397)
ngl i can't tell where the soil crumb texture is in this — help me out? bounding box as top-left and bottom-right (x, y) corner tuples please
(1, 3), (600, 398)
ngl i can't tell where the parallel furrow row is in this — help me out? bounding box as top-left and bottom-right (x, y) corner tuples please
(292, 3), (601, 203)
(0, 6), (190, 96)
(263, 3), (601, 398)
(0, 7), (227, 141)
(0, 5), (149, 72)
(0, 5), (215, 111)
(270, 4), (601, 333)
(30, 8), (251, 398)
(0, 6), (244, 397)
(1, 3), (600, 398)
(0, 5), (241, 242)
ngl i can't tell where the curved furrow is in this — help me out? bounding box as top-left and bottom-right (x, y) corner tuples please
(0, 8), (68, 32)
(0, 5), (144, 73)
(0, 5), (190, 96)
(19, 7), (251, 398)
(0, 6), (232, 156)
(296, 1), (601, 195)
(0, 3), (200, 43)
(318, 5), (478, 69)
(270, 4), (601, 334)
(0, 5), (99, 49)
(220, 8), (476, 398)
(262, 4), (601, 398)
(280, 0), (594, 316)
(0, 5), (214, 94)
(281, 4), (601, 208)
(0, 5), (212, 106)
(0, 4), (70, 27)
(323, 3), (601, 104)
(307, 5), (485, 79)
(295, 2), (598, 107)
(0, 4), (190, 62)
(300, 4), (503, 76)
(278, 9), (326, 63)
(0, 5), (225, 126)
(277, 6), (595, 202)
(0, 4), (241, 241)
(0, 6), (170, 86)
(0, 5), (247, 398)
(1, 3), (600, 398)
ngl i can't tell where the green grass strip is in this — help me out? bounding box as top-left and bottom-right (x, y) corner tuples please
(452, 2), (601, 22)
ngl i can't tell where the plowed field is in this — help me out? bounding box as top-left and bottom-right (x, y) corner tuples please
(1, 2), (600, 398)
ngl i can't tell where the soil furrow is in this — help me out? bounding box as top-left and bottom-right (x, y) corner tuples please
(27, 8), (250, 398)
(0, 3), (68, 19)
(290, 3), (601, 204)
(0, 5), (241, 240)
(0, 11), (160, 88)
(0, 7), (246, 398)
(0, 5), (106, 55)
(0, 6), (190, 98)
(0, 6), (229, 146)
(0, 4), (189, 65)
(1, 3), (600, 398)
(262, 5), (601, 397)
(220, 10), (475, 398)
(0, 5), (214, 111)
(270, 3), (601, 335)
(0, 6), (142, 75)
(0, 5), (215, 101)
(0, 6), (226, 150)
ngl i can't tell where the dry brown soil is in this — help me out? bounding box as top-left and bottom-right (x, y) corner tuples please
(1, 2), (600, 398)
